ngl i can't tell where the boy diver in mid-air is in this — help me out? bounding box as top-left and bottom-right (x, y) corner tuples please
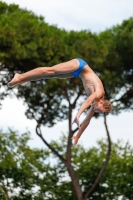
(8, 58), (112, 145)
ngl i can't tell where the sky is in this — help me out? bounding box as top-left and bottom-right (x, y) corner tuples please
(0, 0), (133, 149)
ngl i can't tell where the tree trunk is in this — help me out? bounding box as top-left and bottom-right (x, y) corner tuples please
(84, 114), (112, 199)
(36, 125), (83, 200)
(66, 106), (83, 200)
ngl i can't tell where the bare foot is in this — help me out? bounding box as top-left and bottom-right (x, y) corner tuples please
(7, 73), (23, 88)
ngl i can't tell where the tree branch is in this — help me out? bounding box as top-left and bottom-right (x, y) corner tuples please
(72, 89), (83, 109)
(84, 114), (112, 199)
(0, 63), (6, 71)
(63, 87), (71, 105)
(0, 186), (9, 200)
(111, 86), (133, 103)
(36, 124), (67, 165)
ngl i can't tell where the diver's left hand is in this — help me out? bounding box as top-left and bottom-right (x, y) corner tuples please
(71, 115), (80, 129)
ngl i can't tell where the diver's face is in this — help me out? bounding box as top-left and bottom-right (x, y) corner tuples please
(92, 99), (105, 113)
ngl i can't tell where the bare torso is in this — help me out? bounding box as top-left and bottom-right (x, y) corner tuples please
(49, 61), (105, 99)
(79, 65), (105, 97)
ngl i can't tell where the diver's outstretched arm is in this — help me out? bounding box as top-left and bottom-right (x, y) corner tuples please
(72, 106), (94, 146)
(71, 93), (97, 129)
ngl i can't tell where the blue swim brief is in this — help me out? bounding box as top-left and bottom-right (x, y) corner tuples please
(71, 58), (87, 78)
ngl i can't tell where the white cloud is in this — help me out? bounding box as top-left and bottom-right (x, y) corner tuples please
(3, 0), (133, 32)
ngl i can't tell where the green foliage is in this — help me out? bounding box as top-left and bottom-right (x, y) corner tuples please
(55, 134), (133, 200)
(97, 18), (133, 112)
(0, 130), (133, 199)
(74, 140), (133, 199)
(0, 2), (71, 82)
(0, 2), (87, 126)
(0, 129), (67, 200)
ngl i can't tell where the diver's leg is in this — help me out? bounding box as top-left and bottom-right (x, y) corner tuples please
(8, 59), (79, 88)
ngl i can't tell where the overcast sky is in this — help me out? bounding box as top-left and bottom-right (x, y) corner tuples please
(1, 0), (133, 149)
(2, 0), (133, 32)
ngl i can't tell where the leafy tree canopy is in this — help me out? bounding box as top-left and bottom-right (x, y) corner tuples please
(0, 129), (133, 200)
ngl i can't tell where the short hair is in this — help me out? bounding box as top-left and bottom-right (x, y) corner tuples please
(103, 100), (112, 114)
